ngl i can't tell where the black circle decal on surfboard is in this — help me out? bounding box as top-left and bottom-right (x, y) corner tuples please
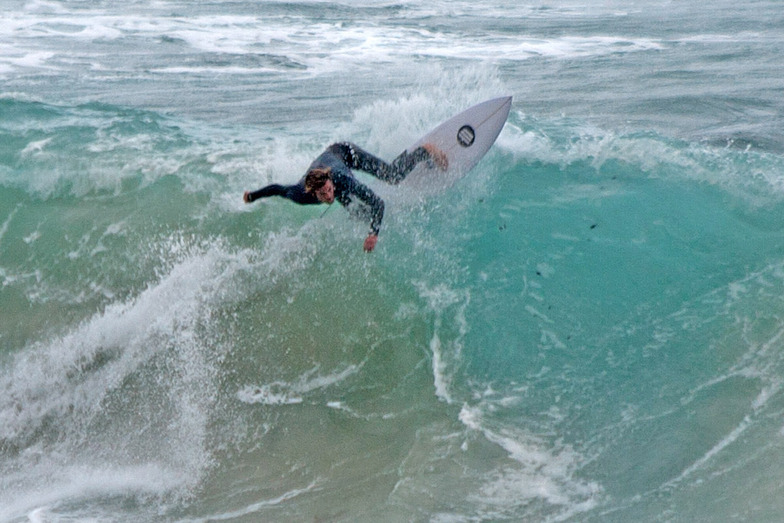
(457, 125), (475, 147)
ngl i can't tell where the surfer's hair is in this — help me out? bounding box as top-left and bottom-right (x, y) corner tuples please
(304, 168), (332, 193)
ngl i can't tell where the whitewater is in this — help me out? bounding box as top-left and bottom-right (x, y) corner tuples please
(2, 0), (784, 521)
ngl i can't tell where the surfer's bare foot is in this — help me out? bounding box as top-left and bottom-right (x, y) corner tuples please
(423, 143), (448, 170)
(243, 191), (252, 203)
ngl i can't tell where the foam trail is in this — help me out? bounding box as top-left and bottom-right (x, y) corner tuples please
(458, 405), (601, 520)
(0, 204), (20, 246)
(184, 481), (321, 523)
(237, 364), (362, 406)
(415, 282), (470, 404)
(430, 332), (452, 404)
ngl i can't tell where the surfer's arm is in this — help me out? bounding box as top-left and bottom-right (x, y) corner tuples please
(342, 176), (384, 237)
(244, 182), (319, 205)
(329, 142), (444, 185)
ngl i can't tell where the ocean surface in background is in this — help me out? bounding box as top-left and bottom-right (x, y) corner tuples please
(2, 1), (784, 521)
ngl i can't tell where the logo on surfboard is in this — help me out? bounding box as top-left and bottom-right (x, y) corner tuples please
(457, 125), (475, 147)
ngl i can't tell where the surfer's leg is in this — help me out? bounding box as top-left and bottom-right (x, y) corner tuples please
(331, 142), (432, 185)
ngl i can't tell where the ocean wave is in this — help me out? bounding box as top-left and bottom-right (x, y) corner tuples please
(3, 5), (784, 516)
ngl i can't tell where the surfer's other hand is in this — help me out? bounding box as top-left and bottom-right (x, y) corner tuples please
(243, 191), (252, 203)
(423, 143), (448, 170)
(363, 233), (378, 252)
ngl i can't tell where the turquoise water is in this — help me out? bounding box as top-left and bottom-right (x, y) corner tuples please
(3, 1), (784, 521)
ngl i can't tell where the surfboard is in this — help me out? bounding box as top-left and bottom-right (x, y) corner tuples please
(401, 96), (512, 193)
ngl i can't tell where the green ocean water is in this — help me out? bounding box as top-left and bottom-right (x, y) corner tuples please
(3, 1), (784, 521)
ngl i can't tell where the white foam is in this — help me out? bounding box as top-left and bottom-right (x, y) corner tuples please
(151, 66), (280, 75)
(236, 383), (304, 406)
(185, 480), (320, 522)
(0, 238), (261, 517)
(499, 113), (784, 205)
(23, 230), (41, 245)
(20, 137), (53, 157)
(0, 204), (21, 247)
(237, 364), (361, 406)
(459, 404), (601, 518)
(1, 247), (221, 436)
(410, 35), (662, 62)
(0, 51), (54, 70)
(23, 0), (69, 14)
(415, 282), (471, 404)
(0, 4), (666, 79)
(664, 416), (753, 490)
(430, 333), (452, 404)
(2, 464), (188, 523)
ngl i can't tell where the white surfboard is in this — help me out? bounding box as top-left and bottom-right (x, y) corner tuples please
(401, 96), (512, 193)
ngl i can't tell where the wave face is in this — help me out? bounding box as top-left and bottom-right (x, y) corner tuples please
(3, 1), (784, 521)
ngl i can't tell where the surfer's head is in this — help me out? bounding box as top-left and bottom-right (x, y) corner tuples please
(305, 168), (335, 204)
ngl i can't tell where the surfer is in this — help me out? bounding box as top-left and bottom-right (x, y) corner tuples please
(243, 142), (447, 252)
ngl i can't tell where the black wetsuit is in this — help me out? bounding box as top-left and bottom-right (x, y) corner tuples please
(244, 142), (433, 235)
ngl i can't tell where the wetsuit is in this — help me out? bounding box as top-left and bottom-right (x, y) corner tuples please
(244, 142), (434, 236)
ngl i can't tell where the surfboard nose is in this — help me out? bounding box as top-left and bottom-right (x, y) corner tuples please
(493, 95), (513, 107)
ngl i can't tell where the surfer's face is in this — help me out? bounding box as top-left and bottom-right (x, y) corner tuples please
(314, 180), (335, 204)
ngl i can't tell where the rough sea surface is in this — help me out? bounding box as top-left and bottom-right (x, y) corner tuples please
(2, 1), (784, 521)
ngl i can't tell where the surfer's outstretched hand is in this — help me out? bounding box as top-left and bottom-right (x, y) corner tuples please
(423, 143), (448, 170)
(363, 233), (378, 252)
